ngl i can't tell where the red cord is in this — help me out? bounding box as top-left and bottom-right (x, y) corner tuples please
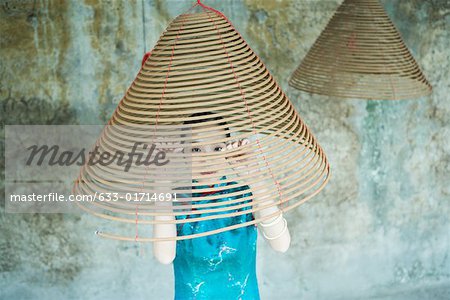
(141, 51), (152, 67)
(199, 5), (285, 210)
(196, 0), (229, 22)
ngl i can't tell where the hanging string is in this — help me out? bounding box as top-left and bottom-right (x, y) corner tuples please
(141, 0), (147, 54)
(198, 4), (285, 211)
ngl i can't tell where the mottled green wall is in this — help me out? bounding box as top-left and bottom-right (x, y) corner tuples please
(1, 0), (449, 299)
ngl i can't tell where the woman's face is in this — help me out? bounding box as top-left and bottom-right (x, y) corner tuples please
(190, 124), (229, 184)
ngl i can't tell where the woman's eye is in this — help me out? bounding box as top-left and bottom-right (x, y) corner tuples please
(191, 148), (201, 152)
(214, 146), (223, 152)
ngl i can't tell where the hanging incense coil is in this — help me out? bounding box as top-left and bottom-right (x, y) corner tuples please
(72, 6), (330, 242)
(289, 0), (432, 100)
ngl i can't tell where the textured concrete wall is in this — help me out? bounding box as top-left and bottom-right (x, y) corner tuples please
(1, 0), (449, 299)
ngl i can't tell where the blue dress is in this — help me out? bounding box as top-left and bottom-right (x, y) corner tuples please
(173, 175), (260, 300)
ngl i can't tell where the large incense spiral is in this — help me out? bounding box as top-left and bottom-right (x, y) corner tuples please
(73, 7), (330, 242)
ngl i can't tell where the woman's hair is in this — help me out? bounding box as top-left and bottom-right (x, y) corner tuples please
(182, 111), (231, 138)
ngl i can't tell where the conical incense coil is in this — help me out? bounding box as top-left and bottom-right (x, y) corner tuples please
(73, 5), (330, 242)
(289, 0), (432, 100)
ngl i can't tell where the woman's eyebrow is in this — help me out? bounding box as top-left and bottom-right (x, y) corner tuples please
(191, 141), (225, 144)
(189, 141), (226, 146)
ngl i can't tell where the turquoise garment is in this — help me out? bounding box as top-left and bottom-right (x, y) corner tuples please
(173, 175), (260, 300)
